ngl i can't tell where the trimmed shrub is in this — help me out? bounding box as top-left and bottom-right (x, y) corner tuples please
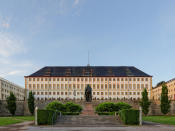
(62, 112), (80, 115)
(115, 102), (132, 110)
(45, 101), (65, 112)
(65, 102), (82, 112)
(37, 109), (58, 125)
(45, 101), (83, 113)
(97, 112), (115, 115)
(95, 102), (118, 112)
(119, 109), (139, 125)
(95, 102), (132, 113)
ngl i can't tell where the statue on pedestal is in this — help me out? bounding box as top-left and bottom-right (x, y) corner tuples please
(85, 84), (92, 102)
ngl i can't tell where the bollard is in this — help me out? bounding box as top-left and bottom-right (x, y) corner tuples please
(139, 106), (142, 126)
(35, 107), (38, 125)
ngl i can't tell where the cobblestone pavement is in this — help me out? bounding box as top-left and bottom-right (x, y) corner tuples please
(1, 121), (175, 131)
(26, 124), (175, 131)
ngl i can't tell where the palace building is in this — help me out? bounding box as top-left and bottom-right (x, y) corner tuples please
(152, 78), (175, 100)
(0, 77), (25, 100)
(25, 66), (152, 100)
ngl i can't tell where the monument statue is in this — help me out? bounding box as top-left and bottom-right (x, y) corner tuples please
(85, 84), (92, 102)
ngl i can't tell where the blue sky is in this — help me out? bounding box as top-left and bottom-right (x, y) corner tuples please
(0, 0), (175, 87)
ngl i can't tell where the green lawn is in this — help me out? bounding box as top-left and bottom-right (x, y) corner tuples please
(0, 116), (34, 126)
(143, 116), (175, 125)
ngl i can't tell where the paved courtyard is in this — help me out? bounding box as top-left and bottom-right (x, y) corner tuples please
(1, 121), (175, 131)
(24, 124), (175, 131)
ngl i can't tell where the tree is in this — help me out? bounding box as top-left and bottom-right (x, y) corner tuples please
(140, 88), (151, 115)
(28, 91), (35, 115)
(6, 92), (16, 116)
(160, 83), (171, 114)
(156, 81), (165, 87)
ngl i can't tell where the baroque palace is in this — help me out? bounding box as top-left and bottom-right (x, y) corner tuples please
(25, 66), (152, 100)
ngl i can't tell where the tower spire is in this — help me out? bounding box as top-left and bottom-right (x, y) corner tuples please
(87, 51), (90, 66)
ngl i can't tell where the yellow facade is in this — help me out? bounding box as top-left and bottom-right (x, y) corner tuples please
(25, 76), (152, 100)
(152, 78), (175, 100)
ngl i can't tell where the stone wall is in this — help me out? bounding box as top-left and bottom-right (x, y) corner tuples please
(0, 100), (24, 116)
(1, 99), (175, 116)
(148, 100), (175, 115)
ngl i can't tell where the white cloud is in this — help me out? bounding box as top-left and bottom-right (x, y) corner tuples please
(0, 32), (36, 81)
(7, 70), (26, 76)
(0, 32), (25, 57)
(73, 0), (80, 6)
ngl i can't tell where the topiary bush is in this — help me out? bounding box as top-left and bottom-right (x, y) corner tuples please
(45, 101), (83, 115)
(119, 109), (139, 125)
(65, 102), (82, 112)
(95, 102), (132, 113)
(45, 101), (65, 112)
(115, 102), (132, 110)
(95, 102), (118, 112)
(37, 109), (58, 125)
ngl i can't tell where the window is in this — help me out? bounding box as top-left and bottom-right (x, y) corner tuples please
(93, 84), (96, 89)
(121, 84), (124, 89)
(105, 84), (107, 89)
(137, 84), (140, 89)
(97, 84), (99, 89)
(101, 84), (103, 89)
(109, 84), (111, 89)
(117, 84), (120, 89)
(101, 92), (103, 95)
(125, 84), (128, 89)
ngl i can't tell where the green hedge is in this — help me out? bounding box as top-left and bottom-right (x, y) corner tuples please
(37, 109), (58, 125)
(97, 112), (115, 115)
(119, 109), (139, 125)
(62, 112), (80, 115)
(95, 102), (132, 113)
(45, 101), (82, 113)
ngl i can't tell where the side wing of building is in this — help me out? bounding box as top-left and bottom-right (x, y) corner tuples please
(0, 77), (25, 100)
